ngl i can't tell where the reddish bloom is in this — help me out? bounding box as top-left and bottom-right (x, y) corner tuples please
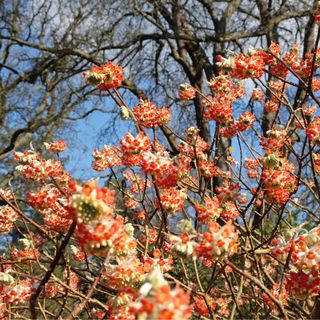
(262, 283), (288, 309)
(195, 196), (222, 222)
(131, 268), (191, 319)
(120, 132), (152, 155)
(262, 156), (296, 204)
(84, 62), (124, 90)
(44, 140), (67, 152)
(179, 84), (196, 100)
(0, 205), (18, 233)
(251, 88), (264, 100)
(306, 117), (320, 146)
(133, 99), (171, 127)
(158, 188), (187, 215)
(264, 100), (279, 113)
(195, 221), (238, 260)
(193, 296), (216, 317)
(225, 51), (266, 79)
(286, 270), (320, 300)
(237, 111), (255, 131)
(92, 145), (123, 171)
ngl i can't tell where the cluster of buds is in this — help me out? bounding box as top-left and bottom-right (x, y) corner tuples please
(271, 226), (320, 272)
(73, 181), (136, 257)
(142, 249), (173, 273)
(193, 296), (217, 318)
(261, 283), (288, 310)
(122, 171), (151, 193)
(313, 153), (320, 173)
(217, 50), (266, 79)
(57, 270), (79, 293)
(14, 150), (64, 183)
(0, 205), (18, 233)
(237, 111), (255, 131)
(141, 151), (175, 177)
(216, 182), (241, 203)
(306, 117), (320, 146)
(251, 88), (264, 100)
(179, 84), (196, 100)
(168, 233), (197, 260)
(11, 239), (39, 263)
(27, 184), (72, 232)
(133, 99), (171, 128)
(70, 245), (86, 262)
(92, 145), (123, 171)
(120, 132), (152, 155)
(84, 62), (124, 90)
(260, 127), (288, 153)
(244, 157), (261, 180)
(130, 267), (191, 320)
(285, 270), (320, 300)
(103, 256), (145, 290)
(158, 187), (187, 215)
(270, 227), (320, 299)
(218, 111), (255, 138)
(1, 278), (35, 304)
(261, 155), (296, 204)
(203, 96), (233, 123)
(0, 187), (16, 234)
(179, 127), (208, 158)
(44, 140), (67, 153)
(195, 197), (222, 222)
(195, 221), (238, 260)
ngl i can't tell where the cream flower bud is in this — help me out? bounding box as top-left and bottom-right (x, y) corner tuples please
(120, 106), (130, 120)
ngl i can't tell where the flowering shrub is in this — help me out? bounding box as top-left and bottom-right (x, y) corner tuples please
(2, 24), (320, 319)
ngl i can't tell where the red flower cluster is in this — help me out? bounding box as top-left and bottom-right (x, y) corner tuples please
(14, 150), (65, 183)
(120, 132), (152, 155)
(28, 184), (72, 232)
(84, 62), (124, 90)
(92, 145), (123, 171)
(73, 181), (136, 257)
(203, 76), (244, 122)
(285, 271), (320, 300)
(261, 155), (296, 204)
(133, 99), (171, 127)
(306, 117), (320, 146)
(0, 205), (18, 233)
(130, 268), (191, 320)
(195, 221), (238, 260)
(217, 49), (266, 79)
(44, 140), (67, 152)
(158, 187), (187, 215)
(179, 84), (196, 100)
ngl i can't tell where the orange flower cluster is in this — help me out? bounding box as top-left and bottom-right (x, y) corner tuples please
(1, 279), (35, 304)
(203, 76), (244, 122)
(195, 221), (238, 260)
(44, 140), (67, 153)
(271, 227), (320, 272)
(158, 187), (187, 215)
(0, 205), (18, 233)
(285, 271), (320, 300)
(133, 99), (171, 127)
(130, 268), (191, 320)
(73, 181), (136, 257)
(261, 155), (296, 204)
(84, 62), (124, 90)
(179, 84), (196, 100)
(92, 145), (123, 171)
(28, 184), (72, 232)
(120, 132), (152, 155)
(306, 117), (320, 146)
